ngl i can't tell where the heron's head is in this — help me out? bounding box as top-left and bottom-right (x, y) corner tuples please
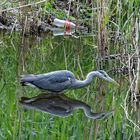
(97, 70), (119, 86)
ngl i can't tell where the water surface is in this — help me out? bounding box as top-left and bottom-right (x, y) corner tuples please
(0, 32), (139, 140)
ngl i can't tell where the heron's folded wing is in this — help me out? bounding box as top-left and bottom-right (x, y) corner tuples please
(33, 75), (72, 92)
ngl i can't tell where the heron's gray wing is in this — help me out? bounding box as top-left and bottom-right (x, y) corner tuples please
(33, 75), (72, 92)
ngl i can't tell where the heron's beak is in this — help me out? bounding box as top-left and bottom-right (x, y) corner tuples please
(108, 77), (119, 86)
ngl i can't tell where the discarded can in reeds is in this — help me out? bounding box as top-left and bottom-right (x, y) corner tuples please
(52, 18), (76, 28)
(49, 17), (76, 36)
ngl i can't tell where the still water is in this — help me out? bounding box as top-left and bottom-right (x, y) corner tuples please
(0, 32), (139, 139)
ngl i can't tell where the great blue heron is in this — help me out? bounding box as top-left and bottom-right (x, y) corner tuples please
(19, 94), (113, 119)
(20, 70), (119, 93)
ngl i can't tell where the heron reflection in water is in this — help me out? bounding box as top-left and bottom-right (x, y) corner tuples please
(19, 94), (113, 120)
(20, 70), (119, 94)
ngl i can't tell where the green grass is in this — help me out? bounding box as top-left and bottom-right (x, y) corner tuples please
(0, 33), (138, 140)
(0, 0), (140, 139)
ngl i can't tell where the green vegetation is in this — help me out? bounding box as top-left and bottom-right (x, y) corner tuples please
(0, 0), (139, 140)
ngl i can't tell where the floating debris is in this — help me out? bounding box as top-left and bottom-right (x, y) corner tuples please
(52, 18), (76, 28)
(49, 17), (76, 36)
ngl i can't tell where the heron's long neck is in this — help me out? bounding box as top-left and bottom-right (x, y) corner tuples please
(72, 71), (98, 88)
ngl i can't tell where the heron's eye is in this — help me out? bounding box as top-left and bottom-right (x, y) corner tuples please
(103, 74), (107, 77)
(98, 70), (108, 77)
